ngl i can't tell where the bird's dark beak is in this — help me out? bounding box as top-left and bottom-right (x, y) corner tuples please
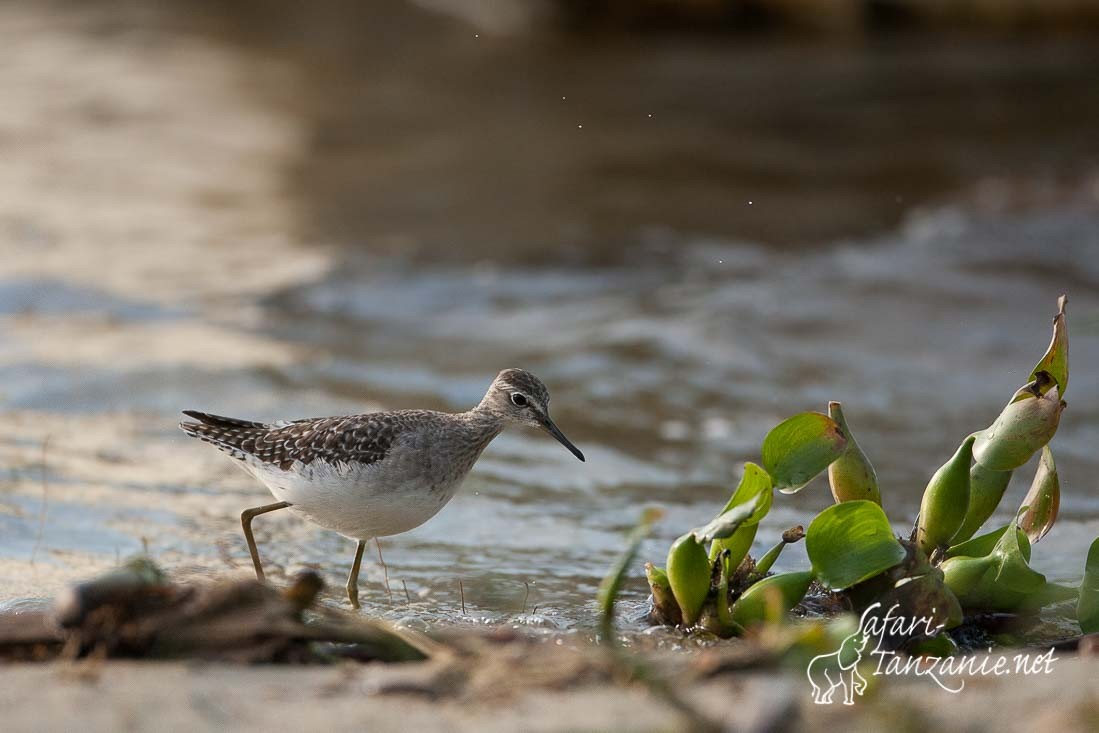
(540, 415), (585, 462)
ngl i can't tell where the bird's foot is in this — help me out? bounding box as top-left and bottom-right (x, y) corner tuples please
(346, 583), (360, 610)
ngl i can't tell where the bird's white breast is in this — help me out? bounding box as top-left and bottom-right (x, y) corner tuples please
(243, 455), (464, 540)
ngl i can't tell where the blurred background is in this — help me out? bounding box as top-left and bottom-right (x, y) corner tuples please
(2, 0), (1098, 625)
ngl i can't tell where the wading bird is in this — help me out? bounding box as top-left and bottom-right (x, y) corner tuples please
(180, 368), (585, 607)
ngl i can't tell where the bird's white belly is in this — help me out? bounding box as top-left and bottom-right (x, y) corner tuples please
(245, 458), (462, 540)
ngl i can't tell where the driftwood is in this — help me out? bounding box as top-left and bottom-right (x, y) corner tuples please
(0, 558), (431, 664)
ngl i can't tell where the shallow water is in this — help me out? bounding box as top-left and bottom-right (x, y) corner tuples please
(235, 202), (1099, 627)
(1, 2), (1098, 630)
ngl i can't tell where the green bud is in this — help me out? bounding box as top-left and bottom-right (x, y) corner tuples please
(645, 562), (683, 627)
(826, 402), (881, 505)
(951, 460), (1012, 544)
(972, 383), (1064, 472)
(940, 554), (996, 608)
(645, 563), (669, 588)
(666, 533), (711, 626)
(916, 435), (975, 556)
(753, 525), (805, 577)
(729, 571), (814, 629)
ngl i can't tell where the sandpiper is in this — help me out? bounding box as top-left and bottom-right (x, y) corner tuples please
(180, 368), (584, 608)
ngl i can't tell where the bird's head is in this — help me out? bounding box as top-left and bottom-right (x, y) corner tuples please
(479, 368), (585, 462)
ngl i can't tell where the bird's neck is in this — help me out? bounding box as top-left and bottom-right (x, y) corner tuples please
(455, 408), (507, 464)
(463, 405), (508, 437)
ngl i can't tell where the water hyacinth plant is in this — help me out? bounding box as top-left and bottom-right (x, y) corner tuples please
(642, 296), (1098, 648)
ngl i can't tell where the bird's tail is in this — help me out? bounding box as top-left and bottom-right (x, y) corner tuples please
(179, 410), (266, 461)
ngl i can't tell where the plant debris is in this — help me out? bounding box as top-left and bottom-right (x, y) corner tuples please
(0, 558), (430, 664)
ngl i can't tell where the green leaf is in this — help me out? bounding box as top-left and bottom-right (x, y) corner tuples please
(1077, 537), (1099, 634)
(946, 524), (1008, 559)
(1016, 581), (1078, 614)
(710, 463), (773, 569)
(1019, 445), (1060, 543)
(711, 524), (757, 575)
(1029, 294), (1068, 398)
(762, 412), (848, 493)
(717, 462), (773, 522)
(945, 522), (1045, 611)
(991, 524), (1045, 595)
(694, 493), (766, 543)
(806, 501), (907, 590)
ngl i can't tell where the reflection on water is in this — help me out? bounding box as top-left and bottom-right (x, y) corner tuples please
(1, 2), (1098, 628)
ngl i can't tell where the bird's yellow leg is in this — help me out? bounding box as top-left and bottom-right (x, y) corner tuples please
(346, 539), (367, 609)
(240, 501), (291, 581)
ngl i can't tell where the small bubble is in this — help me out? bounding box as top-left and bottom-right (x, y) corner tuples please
(647, 113), (652, 118)
(577, 124), (583, 129)
(748, 200), (753, 205)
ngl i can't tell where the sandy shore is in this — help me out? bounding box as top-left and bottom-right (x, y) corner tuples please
(2, 647), (1097, 732)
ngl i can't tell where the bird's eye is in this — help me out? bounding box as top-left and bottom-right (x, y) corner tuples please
(510, 393), (528, 407)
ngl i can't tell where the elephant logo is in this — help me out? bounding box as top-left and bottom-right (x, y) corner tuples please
(806, 626), (871, 705)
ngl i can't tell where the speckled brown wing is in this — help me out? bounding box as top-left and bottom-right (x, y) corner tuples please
(179, 410), (406, 471)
